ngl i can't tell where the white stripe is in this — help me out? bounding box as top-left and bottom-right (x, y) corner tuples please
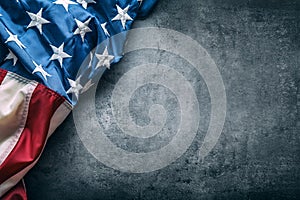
(0, 102), (71, 197)
(48, 101), (71, 136)
(0, 73), (37, 166)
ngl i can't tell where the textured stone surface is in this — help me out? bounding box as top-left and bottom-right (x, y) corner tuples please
(25, 0), (300, 199)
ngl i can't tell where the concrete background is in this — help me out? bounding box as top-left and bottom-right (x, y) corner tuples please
(25, 0), (300, 199)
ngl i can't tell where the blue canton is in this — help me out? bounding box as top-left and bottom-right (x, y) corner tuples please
(0, 0), (157, 104)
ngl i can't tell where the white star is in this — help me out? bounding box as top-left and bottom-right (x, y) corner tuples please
(81, 79), (94, 94)
(67, 77), (83, 100)
(100, 22), (110, 37)
(5, 28), (26, 49)
(5, 50), (18, 66)
(76, 0), (96, 9)
(32, 61), (52, 81)
(74, 18), (92, 42)
(112, 4), (133, 29)
(95, 46), (114, 69)
(26, 8), (50, 34)
(49, 43), (71, 68)
(137, 0), (143, 5)
(53, 0), (77, 12)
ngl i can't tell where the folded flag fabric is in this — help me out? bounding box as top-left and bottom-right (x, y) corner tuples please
(0, 0), (157, 199)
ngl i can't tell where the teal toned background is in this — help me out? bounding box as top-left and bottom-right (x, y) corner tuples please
(26, 0), (300, 199)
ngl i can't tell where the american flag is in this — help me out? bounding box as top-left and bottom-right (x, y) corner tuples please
(0, 0), (157, 199)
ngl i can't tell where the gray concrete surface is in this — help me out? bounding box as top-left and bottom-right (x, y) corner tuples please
(25, 0), (300, 199)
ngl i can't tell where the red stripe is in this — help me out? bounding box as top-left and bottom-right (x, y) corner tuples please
(0, 69), (8, 85)
(0, 83), (65, 184)
(1, 180), (27, 200)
